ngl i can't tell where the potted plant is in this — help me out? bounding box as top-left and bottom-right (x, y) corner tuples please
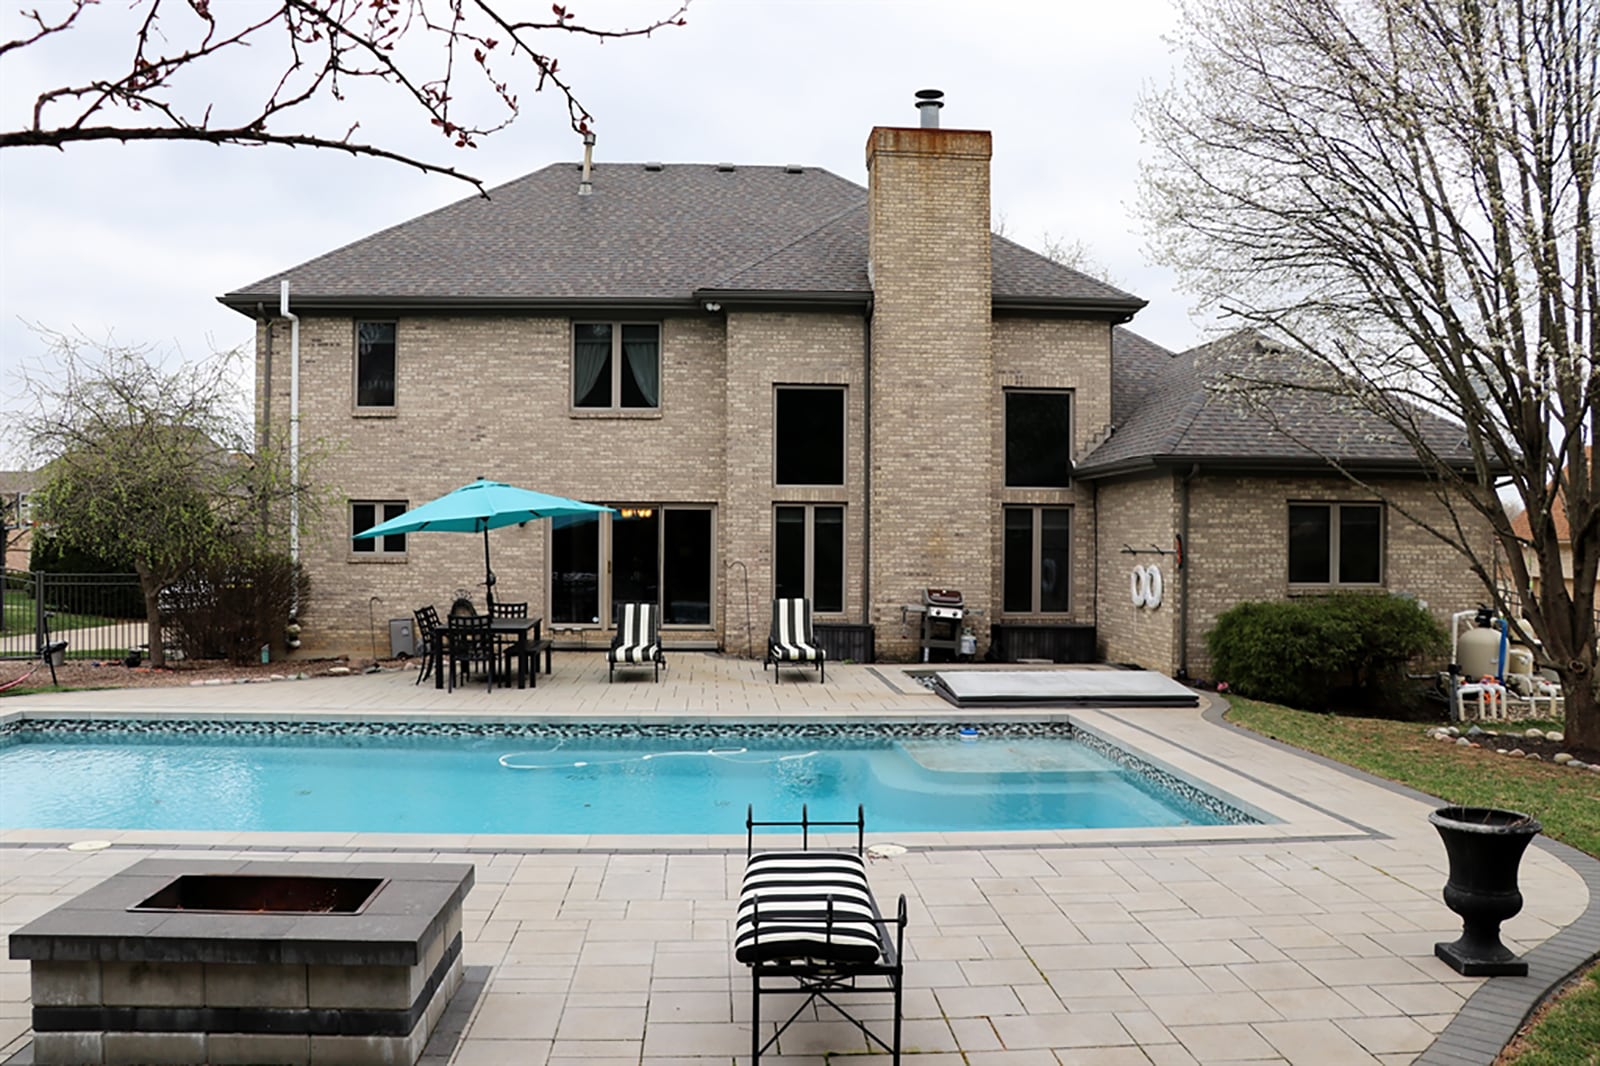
(1428, 806), (1542, 976)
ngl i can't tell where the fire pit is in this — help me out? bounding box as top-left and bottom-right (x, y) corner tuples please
(10, 858), (473, 1065)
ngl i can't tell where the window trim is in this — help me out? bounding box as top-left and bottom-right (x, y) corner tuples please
(353, 320), (398, 410)
(351, 500), (408, 558)
(1002, 504), (1072, 615)
(1286, 501), (1385, 588)
(773, 385), (847, 488)
(773, 503), (846, 615)
(570, 321), (662, 412)
(1003, 388), (1074, 489)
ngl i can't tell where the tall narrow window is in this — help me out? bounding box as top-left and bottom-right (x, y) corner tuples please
(775, 387), (845, 485)
(351, 501), (407, 555)
(1002, 506), (1071, 613)
(611, 508), (661, 619)
(551, 513), (601, 623)
(573, 323), (660, 409)
(663, 509), (713, 625)
(1288, 503), (1383, 586)
(774, 505), (844, 612)
(355, 322), (397, 408)
(1004, 390), (1072, 488)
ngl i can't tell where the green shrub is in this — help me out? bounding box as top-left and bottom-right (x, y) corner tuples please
(1207, 593), (1444, 711)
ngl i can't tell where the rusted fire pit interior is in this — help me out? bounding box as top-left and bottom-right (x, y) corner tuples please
(132, 874), (386, 915)
(10, 858), (474, 1066)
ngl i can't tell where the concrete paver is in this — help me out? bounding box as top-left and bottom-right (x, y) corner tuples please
(1, 657), (1594, 1065)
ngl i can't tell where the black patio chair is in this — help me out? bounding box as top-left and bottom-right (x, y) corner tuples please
(446, 613), (495, 693)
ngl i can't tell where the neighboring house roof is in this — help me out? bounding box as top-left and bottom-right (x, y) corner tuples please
(1078, 329), (1478, 478)
(219, 163), (1144, 316)
(1509, 447), (1589, 542)
(0, 470), (37, 496)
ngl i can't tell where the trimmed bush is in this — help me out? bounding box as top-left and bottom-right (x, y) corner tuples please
(162, 552), (308, 664)
(1207, 593), (1444, 711)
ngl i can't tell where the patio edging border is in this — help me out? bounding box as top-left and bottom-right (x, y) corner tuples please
(1200, 695), (1600, 1066)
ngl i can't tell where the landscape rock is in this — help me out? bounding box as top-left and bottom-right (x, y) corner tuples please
(1524, 728), (1545, 739)
(1553, 753), (1573, 765)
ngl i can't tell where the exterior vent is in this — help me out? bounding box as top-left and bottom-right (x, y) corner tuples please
(644, 162), (663, 172)
(715, 162), (735, 172)
(915, 88), (945, 129)
(784, 164), (803, 174)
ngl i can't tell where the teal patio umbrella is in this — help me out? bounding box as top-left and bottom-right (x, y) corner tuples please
(352, 477), (613, 610)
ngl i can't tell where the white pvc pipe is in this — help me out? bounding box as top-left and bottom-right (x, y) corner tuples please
(279, 281), (300, 576)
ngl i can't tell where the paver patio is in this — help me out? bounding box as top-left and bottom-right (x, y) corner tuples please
(1, 655), (1595, 1064)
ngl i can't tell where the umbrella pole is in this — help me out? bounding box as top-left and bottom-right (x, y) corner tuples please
(482, 524), (495, 613)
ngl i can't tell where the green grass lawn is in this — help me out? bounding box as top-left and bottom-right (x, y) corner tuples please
(1223, 696), (1599, 1065)
(2, 588), (124, 636)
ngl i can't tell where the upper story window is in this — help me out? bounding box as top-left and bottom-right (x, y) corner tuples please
(1005, 390), (1073, 488)
(775, 387), (845, 486)
(573, 323), (660, 409)
(352, 500), (407, 555)
(355, 321), (397, 408)
(1288, 502), (1383, 586)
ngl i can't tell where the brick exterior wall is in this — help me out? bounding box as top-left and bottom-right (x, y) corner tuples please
(257, 313), (727, 654)
(1092, 472), (1495, 678)
(1094, 474), (1179, 669)
(991, 318), (1113, 629)
(866, 126), (995, 660)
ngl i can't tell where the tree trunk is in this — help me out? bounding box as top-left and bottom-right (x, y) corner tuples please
(1562, 669), (1599, 751)
(135, 563), (165, 669)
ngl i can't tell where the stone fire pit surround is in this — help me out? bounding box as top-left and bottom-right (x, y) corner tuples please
(9, 857), (474, 1066)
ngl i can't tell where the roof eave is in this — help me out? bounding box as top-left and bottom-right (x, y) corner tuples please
(1074, 452), (1483, 481)
(216, 293), (704, 316)
(992, 295), (1147, 322)
(693, 288), (872, 311)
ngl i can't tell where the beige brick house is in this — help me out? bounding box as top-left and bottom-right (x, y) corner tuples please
(220, 98), (1489, 672)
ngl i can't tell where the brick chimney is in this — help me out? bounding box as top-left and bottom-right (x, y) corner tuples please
(865, 91), (994, 657)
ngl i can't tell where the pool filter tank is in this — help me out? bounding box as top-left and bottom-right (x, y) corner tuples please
(1458, 619), (1503, 680)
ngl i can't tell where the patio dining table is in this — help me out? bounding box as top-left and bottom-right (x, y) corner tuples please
(433, 615), (546, 690)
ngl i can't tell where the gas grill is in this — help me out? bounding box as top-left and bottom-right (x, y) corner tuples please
(920, 588), (965, 661)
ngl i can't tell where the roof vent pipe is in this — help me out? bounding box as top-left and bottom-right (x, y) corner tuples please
(579, 131), (595, 196)
(915, 88), (944, 128)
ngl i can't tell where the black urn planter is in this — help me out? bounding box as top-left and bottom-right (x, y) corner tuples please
(1429, 806), (1542, 976)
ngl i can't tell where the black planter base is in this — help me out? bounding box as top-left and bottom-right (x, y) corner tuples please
(1435, 939), (1529, 977)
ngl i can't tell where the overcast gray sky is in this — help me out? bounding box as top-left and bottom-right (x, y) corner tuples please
(0, 0), (1205, 468)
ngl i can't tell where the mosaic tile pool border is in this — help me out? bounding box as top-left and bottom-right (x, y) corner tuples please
(0, 716), (1258, 826)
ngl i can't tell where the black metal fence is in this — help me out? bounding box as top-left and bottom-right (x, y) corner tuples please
(1, 570), (147, 662)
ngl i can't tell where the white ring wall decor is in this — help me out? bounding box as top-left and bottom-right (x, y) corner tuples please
(1144, 564), (1163, 608)
(1130, 566), (1148, 607)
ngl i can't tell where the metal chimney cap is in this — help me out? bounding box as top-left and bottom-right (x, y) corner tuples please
(915, 89), (945, 102)
(915, 88), (945, 128)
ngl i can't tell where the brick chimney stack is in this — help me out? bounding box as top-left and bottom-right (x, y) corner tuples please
(865, 91), (994, 657)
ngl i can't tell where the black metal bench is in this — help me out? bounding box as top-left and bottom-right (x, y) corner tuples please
(737, 805), (907, 1063)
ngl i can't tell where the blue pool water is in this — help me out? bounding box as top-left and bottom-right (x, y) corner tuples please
(0, 723), (1247, 835)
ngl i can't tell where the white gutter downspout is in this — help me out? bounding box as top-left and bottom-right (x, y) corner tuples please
(279, 281), (301, 578)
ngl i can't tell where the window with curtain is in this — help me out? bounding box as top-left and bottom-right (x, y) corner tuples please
(1004, 390), (1072, 487)
(573, 322), (660, 409)
(355, 322), (396, 408)
(1002, 506), (1071, 613)
(351, 501), (407, 555)
(1288, 502), (1383, 585)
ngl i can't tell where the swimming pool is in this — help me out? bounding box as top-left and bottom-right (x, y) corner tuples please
(0, 720), (1255, 835)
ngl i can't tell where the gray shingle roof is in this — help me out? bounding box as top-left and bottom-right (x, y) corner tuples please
(220, 163), (1143, 311)
(1077, 329), (1476, 476)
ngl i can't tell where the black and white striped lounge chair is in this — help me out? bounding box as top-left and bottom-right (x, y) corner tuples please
(763, 597), (826, 683)
(736, 805), (907, 1064)
(608, 601), (665, 682)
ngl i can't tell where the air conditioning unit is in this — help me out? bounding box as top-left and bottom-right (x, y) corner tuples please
(389, 618), (417, 658)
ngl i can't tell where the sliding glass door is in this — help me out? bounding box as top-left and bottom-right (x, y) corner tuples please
(549, 505), (714, 628)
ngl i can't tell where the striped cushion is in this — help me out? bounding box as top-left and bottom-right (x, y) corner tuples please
(609, 603), (661, 663)
(735, 851), (882, 965)
(769, 599), (825, 662)
(613, 642), (660, 663)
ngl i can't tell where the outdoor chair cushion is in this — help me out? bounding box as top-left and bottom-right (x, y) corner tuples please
(609, 603), (663, 664)
(768, 598), (824, 662)
(735, 850), (882, 965)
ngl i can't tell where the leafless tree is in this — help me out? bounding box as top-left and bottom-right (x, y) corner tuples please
(1140, 0), (1598, 745)
(1, 0), (689, 191)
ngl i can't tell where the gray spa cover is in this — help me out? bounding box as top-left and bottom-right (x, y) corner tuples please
(931, 669), (1200, 707)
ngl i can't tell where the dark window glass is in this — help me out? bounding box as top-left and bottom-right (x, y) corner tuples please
(573, 323), (614, 408)
(1003, 508), (1034, 612)
(774, 506), (806, 601)
(551, 513), (600, 623)
(356, 322), (396, 407)
(1288, 505), (1332, 584)
(610, 509), (660, 618)
(663, 510), (712, 625)
(1005, 392), (1072, 487)
(1339, 505), (1382, 583)
(1040, 508), (1071, 612)
(813, 507), (844, 613)
(776, 388), (845, 485)
(352, 501), (406, 554)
